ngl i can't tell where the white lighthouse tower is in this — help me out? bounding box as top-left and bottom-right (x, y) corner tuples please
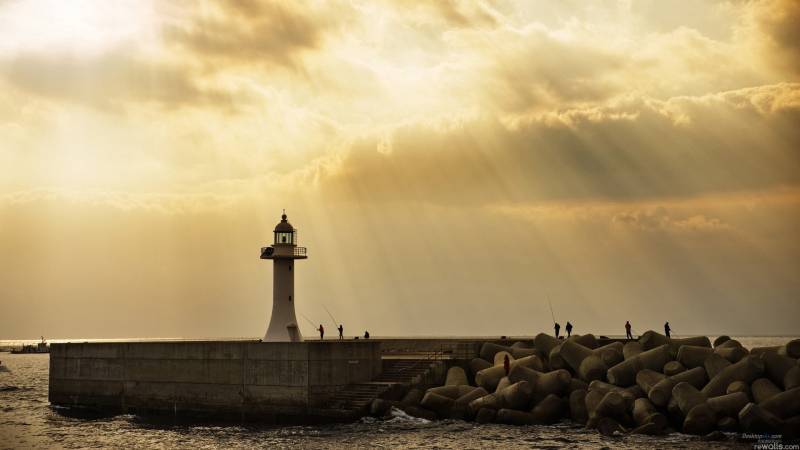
(261, 212), (307, 342)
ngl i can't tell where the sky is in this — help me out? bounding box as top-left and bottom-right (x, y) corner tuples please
(0, 0), (798, 339)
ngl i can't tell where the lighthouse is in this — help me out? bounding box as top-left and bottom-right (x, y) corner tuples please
(261, 212), (307, 342)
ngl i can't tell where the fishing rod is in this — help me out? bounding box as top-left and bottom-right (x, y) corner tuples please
(299, 313), (318, 330)
(548, 297), (556, 325)
(323, 305), (338, 329)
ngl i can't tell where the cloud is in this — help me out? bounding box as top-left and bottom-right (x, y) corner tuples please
(747, 0), (800, 76)
(0, 1), (351, 113)
(0, 49), (237, 111)
(322, 83), (800, 205)
(611, 208), (731, 234)
(630, 0), (741, 41)
(390, 0), (499, 29)
(163, 0), (346, 71)
(0, 188), (241, 215)
(476, 26), (629, 112)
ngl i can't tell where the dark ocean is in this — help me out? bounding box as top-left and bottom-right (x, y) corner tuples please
(1, 337), (788, 449)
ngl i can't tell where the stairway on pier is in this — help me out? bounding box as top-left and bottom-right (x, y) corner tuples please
(323, 357), (446, 416)
(374, 358), (441, 384)
(324, 382), (395, 413)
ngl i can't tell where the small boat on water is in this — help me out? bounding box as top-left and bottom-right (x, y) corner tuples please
(10, 337), (50, 354)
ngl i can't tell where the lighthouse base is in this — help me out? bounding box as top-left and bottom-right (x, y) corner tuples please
(263, 322), (303, 342)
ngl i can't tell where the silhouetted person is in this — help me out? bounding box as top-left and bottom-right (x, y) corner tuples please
(554, 322), (561, 339)
(364, 330), (370, 339)
(503, 354), (510, 376)
(664, 322), (671, 339)
(338, 324), (344, 340)
(565, 321), (573, 338)
(318, 324), (324, 340)
(625, 321), (633, 340)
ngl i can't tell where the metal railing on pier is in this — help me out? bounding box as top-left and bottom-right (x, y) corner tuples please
(392, 345), (447, 375)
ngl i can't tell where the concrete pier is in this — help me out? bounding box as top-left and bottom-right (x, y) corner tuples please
(48, 336), (624, 422)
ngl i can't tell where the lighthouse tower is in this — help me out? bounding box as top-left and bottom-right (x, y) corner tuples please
(261, 212), (307, 342)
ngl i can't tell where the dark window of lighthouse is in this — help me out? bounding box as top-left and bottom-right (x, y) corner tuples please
(288, 295), (292, 302)
(275, 232), (293, 244)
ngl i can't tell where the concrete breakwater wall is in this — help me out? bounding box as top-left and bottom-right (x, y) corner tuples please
(49, 340), (381, 421)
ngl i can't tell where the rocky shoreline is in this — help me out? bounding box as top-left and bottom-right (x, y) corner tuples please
(370, 332), (800, 440)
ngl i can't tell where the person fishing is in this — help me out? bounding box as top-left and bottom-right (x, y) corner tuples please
(364, 330), (370, 339)
(664, 322), (671, 339)
(565, 321), (573, 338)
(318, 324), (324, 340)
(503, 354), (510, 376)
(625, 321), (633, 340)
(338, 324), (344, 340)
(554, 322), (561, 339)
